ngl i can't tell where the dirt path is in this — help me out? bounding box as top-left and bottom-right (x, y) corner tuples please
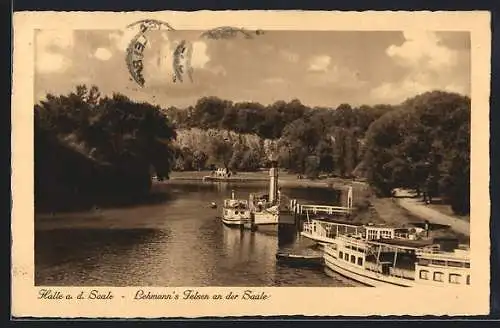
(393, 189), (470, 236)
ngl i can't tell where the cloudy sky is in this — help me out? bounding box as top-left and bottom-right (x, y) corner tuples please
(34, 29), (470, 108)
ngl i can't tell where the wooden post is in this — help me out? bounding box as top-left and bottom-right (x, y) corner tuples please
(376, 244), (382, 266)
(393, 248), (398, 268)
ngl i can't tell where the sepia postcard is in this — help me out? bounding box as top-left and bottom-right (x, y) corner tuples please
(12, 10), (491, 318)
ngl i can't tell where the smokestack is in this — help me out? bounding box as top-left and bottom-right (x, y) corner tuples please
(269, 161), (278, 204)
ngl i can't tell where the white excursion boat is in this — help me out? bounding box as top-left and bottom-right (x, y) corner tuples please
(301, 218), (364, 246)
(221, 191), (252, 227)
(323, 234), (471, 287)
(301, 218), (425, 246)
(220, 162), (294, 232)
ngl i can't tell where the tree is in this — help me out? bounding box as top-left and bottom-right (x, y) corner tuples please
(35, 85), (177, 211)
(192, 150), (208, 171)
(362, 90), (471, 214)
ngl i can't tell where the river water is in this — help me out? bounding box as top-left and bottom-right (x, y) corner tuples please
(35, 182), (359, 287)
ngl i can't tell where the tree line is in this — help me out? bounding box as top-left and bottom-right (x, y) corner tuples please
(35, 85), (470, 215)
(166, 97), (395, 177)
(167, 92), (470, 214)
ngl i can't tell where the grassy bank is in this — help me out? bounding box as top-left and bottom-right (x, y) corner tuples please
(349, 191), (469, 244)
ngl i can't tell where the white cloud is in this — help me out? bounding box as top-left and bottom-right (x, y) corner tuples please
(371, 31), (468, 103)
(280, 50), (299, 63)
(263, 77), (286, 85)
(307, 64), (366, 89)
(109, 30), (139, 51)
(108, 29), (159, 52)
(142, 38), (208, 83)
(94, 47), (112, 61)
(387, 31), (458, 69)
(37, 30), (74, 50)
(308, 55), (331, 72)
(191, 41), (210, 68)
(35, 30), (74, 73)
(36, 53), (71, 74)
(370, 80), (430, 103)
(208, 65), (227, 77)
(143, 42), (174, 84)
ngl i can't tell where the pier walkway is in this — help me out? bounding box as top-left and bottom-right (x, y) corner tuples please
(288, 200), (352, 216)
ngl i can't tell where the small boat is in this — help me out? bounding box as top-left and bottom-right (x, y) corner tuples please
(220, 191), (252, 227)
(276, 251), (324, 268)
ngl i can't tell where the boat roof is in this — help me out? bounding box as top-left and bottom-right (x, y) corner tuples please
(314, 217), (364, 227)
(368, 238), (435, 250)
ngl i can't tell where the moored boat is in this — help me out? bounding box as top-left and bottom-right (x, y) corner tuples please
(276, 252), (324, 268)
(221, 191), (252, 227)
(301, 218), (364, 245)
(323, 234), (471, 287)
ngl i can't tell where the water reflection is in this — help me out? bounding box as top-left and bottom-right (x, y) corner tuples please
(35, 182), (353, 287)
(35, 228), (169, 286)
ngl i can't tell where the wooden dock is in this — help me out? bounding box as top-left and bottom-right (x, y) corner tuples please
(288, 199), (352, 216)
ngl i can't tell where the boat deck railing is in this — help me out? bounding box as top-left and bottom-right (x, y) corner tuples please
(288, 199), (352, 215)
(365, 261), (415, 280)
(224, 199), (249, 208)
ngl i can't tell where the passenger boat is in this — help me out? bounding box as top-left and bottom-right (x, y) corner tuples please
(245, 162), (288, 232)
(302, 219), (426, 246)
(301, 218), (364, 245)
(221, 191), (252, 227)
(323, 234), (471, 287)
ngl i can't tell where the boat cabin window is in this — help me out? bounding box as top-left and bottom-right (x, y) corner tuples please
(357, 257), (363, 266)
(447, 261), (465, 268)
(449, 273), (461, 284)
(466, 275), (470, 285)
(418, 258), (430, 266)
(431, 260), (447, 266)
(465, 262), (471, 268)
(381, 230), (392, 238)
(419, 270), (429, 280)
(225, 210), (228, 215)
(344, 253), (349, 261)
(433, 272), (444, 282)
(339, 251), (343, 259)
(350, 255), (356, 264)
(367, 230), (378, 240)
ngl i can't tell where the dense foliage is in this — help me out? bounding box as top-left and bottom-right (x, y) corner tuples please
(363, 91), (470, 214)
(167, 92), (470, 215)
(35, 86), (470, 215)
(166, 98), (394, 177)
(35, 85), (176, 211)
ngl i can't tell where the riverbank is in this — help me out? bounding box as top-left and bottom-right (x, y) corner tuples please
(351, 189), (470, 244)
(392, 189), (470, 237)
(166, 170), (367, 191)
